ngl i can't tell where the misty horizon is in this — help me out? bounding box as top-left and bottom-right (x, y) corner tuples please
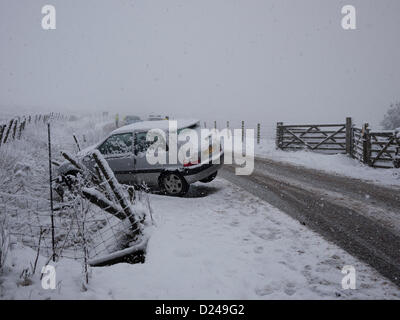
(1, 0), (400, 128)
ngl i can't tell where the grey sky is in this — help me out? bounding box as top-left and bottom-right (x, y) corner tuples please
(1, 0), (399, 127)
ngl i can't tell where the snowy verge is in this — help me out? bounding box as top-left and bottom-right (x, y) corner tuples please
(1, 179), (399, 299)
(252, 139), (400, 187)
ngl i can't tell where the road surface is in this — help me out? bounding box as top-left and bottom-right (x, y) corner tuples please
(220, 157), (400, 287)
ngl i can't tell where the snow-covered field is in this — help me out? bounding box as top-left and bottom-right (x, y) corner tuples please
(254, 139), (400, 187)
(1, 116), (399, 299)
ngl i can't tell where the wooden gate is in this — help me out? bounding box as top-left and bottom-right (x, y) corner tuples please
(369, 131), (399, 168)
(351, 127), (365, 163)
(276, 119), (400, 169)
(276, 121), (350, 154)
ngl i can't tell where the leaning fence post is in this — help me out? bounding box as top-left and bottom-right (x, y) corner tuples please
(73, 134), (81, 151)
(275, 122), (283, 149)
(3, 119), (14, 144)
(345, 117), (353, 155)
(91, 150), (141, 235)
(257, 123), (261, 144)
(11, 119), (18, 140)
(0, 124), (5, 148)
(47, 123), (56, 262)
(17, 120), (23, 140)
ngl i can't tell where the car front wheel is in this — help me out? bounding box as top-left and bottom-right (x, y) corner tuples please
(160, 172), (189, 196)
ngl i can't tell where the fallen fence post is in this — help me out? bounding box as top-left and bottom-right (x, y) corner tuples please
(60, 151), (83, 172)
(81, 188), (127, 220)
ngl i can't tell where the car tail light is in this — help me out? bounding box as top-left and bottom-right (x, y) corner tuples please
(183, 160), (199, 167)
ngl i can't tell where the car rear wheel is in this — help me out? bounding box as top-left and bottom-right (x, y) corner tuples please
(199, 171), (217, 183)
(160, 172), (189, 196)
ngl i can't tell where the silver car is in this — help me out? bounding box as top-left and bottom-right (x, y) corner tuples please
(58, 119), (223, 196)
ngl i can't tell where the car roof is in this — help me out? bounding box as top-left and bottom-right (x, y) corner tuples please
(111, 119), (200, 135)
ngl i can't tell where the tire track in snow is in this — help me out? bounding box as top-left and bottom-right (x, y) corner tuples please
(220, 159), (400, 288)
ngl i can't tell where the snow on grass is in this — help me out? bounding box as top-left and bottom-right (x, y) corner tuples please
(254, 138), (400, 187)
(1, 178), (399, 299)
(0, 116), (114, 247)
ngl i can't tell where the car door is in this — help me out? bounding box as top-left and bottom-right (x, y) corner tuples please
(133, 131), (166, 187)
(97, 132), (135, 183)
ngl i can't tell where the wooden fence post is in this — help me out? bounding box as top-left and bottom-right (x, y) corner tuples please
(12, 119), (18, 140)
(257, 123), (261, 144)
(3, 119), (14, 144)
(362, 123), (371, 166)
(345, 117), (353, 155)
(73, 134), (81, 151)
(214, 120), (217, 129)
(241, 121), (245, 142)
(17, 120), (23, 140)
(47, 123), (56, 262)
(275, 122), (283, 149)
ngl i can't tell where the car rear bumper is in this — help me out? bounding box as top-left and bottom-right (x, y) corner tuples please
(182, 153), (223, 184)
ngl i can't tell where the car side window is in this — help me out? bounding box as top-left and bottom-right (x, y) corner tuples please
(98, 133), (133, 156)
(134, 132), (159, 154)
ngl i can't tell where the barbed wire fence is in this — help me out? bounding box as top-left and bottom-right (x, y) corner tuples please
(0, 115), (151, 286)
(0, 113), (67, 150)
(0, 188), (150, 261)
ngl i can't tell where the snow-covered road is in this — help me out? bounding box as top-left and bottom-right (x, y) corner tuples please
(3, 178), (399, 299)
